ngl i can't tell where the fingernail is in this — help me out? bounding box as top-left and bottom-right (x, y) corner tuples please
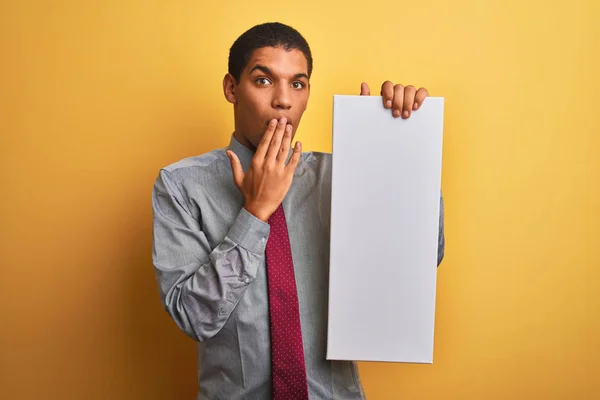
(413, 103), (419, 110)
(286, 124), (292, 132)
(403, 110), (409, 118)
(386, 100), (392, 108)
(280, 118), (287, 124)
(393, 109), (401, 117)
(270, 119), (277, 126)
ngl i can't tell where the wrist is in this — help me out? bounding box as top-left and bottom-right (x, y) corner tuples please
(243, 203), (270, 223)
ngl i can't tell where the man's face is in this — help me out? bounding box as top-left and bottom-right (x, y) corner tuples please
(225, 46), (310, 149)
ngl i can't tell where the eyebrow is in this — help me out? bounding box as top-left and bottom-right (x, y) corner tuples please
(249, 64), (309, 80)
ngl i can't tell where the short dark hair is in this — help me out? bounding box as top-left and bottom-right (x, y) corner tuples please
(228, 22), (313, 84)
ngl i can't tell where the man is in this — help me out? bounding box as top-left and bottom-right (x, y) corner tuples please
(152, 22), (444, 400)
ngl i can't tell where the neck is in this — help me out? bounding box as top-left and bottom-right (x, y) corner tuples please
(233, 131), (257, 152)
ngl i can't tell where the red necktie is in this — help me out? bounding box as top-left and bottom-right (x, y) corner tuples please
(265, 204), (309, 400)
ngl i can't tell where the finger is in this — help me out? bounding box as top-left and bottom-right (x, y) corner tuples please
(277, 123), (293, 164)
(413, 87), (429, 110)
(255, 118), (278, 160)
(266, 118), (287, 163)
(392, 84), (405, 118)
(402, 85), (417, 119)
(226, 150), (245, 189)
(360, 82), (370, 96)
(285, 141), (303, 173)
(380, 81), (394, 109)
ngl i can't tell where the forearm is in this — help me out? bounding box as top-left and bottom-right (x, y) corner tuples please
(152, 169), (270, 341)
(155, 208), (269, 341)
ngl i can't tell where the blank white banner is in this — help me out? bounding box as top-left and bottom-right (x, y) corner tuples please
(326, 95), (444, 363)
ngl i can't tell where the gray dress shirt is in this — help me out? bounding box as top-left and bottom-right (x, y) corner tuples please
(152, 135), (445, 400)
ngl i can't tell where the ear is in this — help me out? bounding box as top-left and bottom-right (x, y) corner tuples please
(223, 73), (237, 104)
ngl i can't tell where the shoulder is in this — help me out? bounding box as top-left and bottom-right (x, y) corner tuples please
(155, 148), (229, 190)
(162, 148), (227, 175)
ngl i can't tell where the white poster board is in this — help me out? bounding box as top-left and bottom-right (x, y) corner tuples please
(326, 95), (444, 363)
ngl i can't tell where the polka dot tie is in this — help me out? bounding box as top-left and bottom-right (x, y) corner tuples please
(265, 204), (309, 400)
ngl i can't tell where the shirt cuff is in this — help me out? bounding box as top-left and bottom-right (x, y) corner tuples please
(227, 207), (271, 255)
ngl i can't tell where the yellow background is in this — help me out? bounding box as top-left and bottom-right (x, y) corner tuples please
(1, 0), (599, 399)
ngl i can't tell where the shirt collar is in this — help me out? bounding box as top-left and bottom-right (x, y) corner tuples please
(227, 134), (255, 173)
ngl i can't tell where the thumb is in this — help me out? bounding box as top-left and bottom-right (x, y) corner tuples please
(360, 82), (370, 96)
(226, 150), (245, 189)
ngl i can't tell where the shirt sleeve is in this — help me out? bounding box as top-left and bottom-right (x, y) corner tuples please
(437, 192), (445, 267)
(151, 169), (270, 342)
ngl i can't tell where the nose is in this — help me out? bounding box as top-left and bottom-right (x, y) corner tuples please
(271, 84), (292, 110)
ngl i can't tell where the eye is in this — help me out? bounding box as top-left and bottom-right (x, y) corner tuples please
(255, 77), (272, 86)
(291, 81), (305, 89)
